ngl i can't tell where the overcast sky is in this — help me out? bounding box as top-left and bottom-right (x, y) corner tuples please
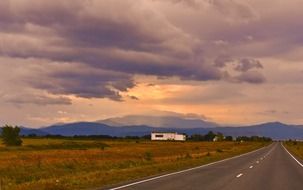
(1, 0), (303, 127)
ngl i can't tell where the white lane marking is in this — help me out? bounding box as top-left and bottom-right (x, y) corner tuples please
(261, 143), (276, 159)
(282, 143), (303, 168)
(108, 144), (274, 190)
(249, 166), (253, 169)
(236, 173), (243, 178)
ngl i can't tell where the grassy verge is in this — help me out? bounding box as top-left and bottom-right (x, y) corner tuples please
(0, 138), (269, 190)
(283, 141), (303, 160)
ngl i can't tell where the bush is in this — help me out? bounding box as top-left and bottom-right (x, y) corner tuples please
(185, 152), (192, 159)
(216, 149), (223, 153)
(143, 152), (153, 161)
(1, 125), (23, 146)
(225, 136), (233, 141)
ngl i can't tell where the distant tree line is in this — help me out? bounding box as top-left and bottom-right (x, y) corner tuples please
(23, 134), (152, 140)
(188, 131), (272, 142)
(24, 132), (272, 142)
(236, 136), (272, 142)
(188, 131), (233, 141)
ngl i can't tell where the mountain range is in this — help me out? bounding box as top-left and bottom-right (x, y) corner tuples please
(14, 115), (303, 140)
(98, 115), (218, 128)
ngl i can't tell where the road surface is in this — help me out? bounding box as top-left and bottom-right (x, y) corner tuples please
(107, 143), (303, 190)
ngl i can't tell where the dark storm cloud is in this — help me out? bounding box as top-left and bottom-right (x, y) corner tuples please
(24, 63), (136, 101)
(1, 0), (187, 53)
(0, 0), (225, 82)
(0, 0), (274, 102)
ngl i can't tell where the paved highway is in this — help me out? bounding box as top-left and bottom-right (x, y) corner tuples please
(107, 143), (303, 190)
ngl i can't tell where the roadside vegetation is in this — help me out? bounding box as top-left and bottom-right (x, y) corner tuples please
(283, 140), (303, 160)
(0, 125), (272, 190)
(188, 131), (272, 142)
(0, 135), (270, 190)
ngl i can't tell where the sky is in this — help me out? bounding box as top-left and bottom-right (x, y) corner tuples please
(1, 0), (303, 128)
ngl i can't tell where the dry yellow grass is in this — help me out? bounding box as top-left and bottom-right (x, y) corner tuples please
(283, 141), (303, 160)
(0, 138), (268, 190)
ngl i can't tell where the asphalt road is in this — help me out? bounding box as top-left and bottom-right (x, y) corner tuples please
(108, 142), (303, 190)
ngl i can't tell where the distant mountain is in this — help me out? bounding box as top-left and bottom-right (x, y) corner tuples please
(14, 121), (303, 140)
(41, 122), (157, 137)
(213, 122), (303, 140)
(0, 126), (48, 136)
(98, 115), (218, 129)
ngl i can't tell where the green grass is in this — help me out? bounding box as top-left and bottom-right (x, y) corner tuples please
(0, 138), (269, 190)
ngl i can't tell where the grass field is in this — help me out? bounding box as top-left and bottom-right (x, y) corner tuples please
(0, 138), (268, 190)
(283, 141), (303, 160)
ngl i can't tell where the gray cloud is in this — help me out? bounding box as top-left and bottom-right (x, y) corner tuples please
(23, 63), (136, 101)
(166, 0), (200, 7)
(2, 93), (72, 106)
(1, 0), (303, 127)
(0, 0), (265, 87)
(235, 58), (263, 72)
(214, 55), (233, 68)
(2, 0), (288, 103)
(128, 95), (139, 100)
(235, 71), (266, 84)
(210, 0), (259, 22)
(257, 110), (290, 115)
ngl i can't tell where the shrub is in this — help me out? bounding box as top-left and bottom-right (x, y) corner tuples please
(185, 152), (192, 159)
(143, 152), (153, 161)
(216, 149), (223, 153)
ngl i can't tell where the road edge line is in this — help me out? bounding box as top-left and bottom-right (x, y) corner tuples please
(281, 143), (303, 168)
(108, 143), (272, 190)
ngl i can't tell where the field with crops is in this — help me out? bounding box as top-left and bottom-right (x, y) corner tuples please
(0, 138), (268, 190)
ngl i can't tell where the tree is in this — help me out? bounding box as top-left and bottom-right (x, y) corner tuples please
(205, 131), (216, 141)
(1, 125), (22, 146)
(189, 134), (206, 141)
(216, 132), (225, 141)
(225, 136), (233, 141)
